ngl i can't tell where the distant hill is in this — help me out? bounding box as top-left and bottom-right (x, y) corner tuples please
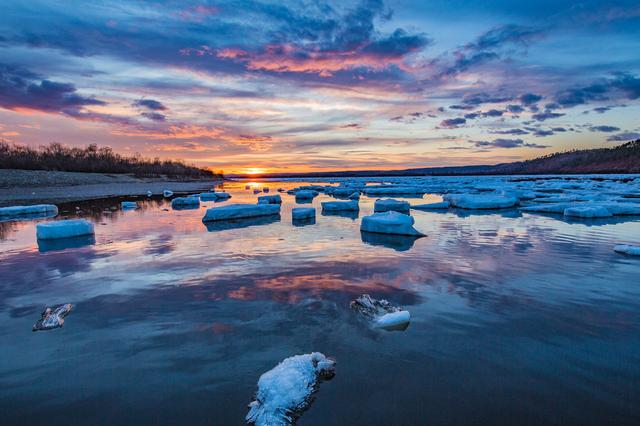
(239, 140), (640, 178)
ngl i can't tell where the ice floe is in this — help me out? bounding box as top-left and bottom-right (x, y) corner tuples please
(614, 244), (640, 255)
(121, 201), (138, 209)
(36, 219), (95, 240)
(258, 195), (282, 204)
(171, 197), (200, 208)
(295, 190), (318, 202)
(163, 189), (173, 197)
(203, 203), (280, 222)
(0, 204), (58, 218)
(32, 304), (73, 332)
(363, 185), (426, 196)
(374, 198), (410, 213)
(564, 205), (613, 218)
(444, 194), (519, 209)
(321, 200), (359, 212)
(360, 211), (424, 236)
(348, 192), (360, 200)
(246, 352), (335, 426)
(350, 294), (411, 331)
(292, 207), (315, 221)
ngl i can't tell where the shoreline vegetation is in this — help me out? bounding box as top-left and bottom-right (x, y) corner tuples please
(0, 141), (220, 179)
(236, 140), (640, 178)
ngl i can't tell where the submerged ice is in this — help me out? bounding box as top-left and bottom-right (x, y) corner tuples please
(32, 304), (73, 331)
(350, 294), (411, 331)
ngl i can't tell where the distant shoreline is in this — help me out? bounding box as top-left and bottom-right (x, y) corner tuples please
(0, 169), (222, 206)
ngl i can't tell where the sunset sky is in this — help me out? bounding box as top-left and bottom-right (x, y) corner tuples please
(1, 0), (639, 174)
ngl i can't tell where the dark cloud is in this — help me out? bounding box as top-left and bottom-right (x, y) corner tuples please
(481, 109), (504, 117)
(439, 117), (466, 128)
(0, 63), (105, 114)
(551, 127), (567, 132)
(133, 99), (167, 111)
(532, 111), (565, 121)
(533, 129), (554, 137)
(520, 93), (542, 105)
(554, 73), (640, 107)
(464, 24), (542, 51)
(506, 104), (525, 113)
(491, 128), (529, 135)
(606, 132), (640, 141)
(589, 125), (620, 132)
(141, 112), (167, 122)
(464, 112), (481, 119)
(474, 138), (548, 149)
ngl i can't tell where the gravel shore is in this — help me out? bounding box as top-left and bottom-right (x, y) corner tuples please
(0, 169), (222, 206)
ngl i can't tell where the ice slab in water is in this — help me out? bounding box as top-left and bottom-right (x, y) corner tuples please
(348, 192), (360, 200)
(295, 190), (318, 202)
(171, 197), (200, 208)
(121, 201), (138, 209)
(205, 215), (280, 232)
(363, 186), (426, 196)
(564, 205), (613, 218)
(36, 219), (95, 240)
(246, 352), (335, 426)
(444, 193), (519, 209)
(292, 207), (315, 221)
(350, 294), (410, 331)
(374, 198), (410, 213)
(258, 195), (282, 204)
(614, 244), (640, 256)
(360, 211), (424, 236)
(32, 304), (73, 331)
(163, 189), (173, 197)
(321, 200), (359, 212)
(0, 204), (58, 218)
(203, 203), (280, 222)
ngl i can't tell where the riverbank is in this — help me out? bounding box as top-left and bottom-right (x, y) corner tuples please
(0, 169), (222, 206)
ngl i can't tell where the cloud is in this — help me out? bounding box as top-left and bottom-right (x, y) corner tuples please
(531, 111), (565, 121)
(439, 117), (466, 128)
(506, 104), (525, 113)
(589, 125), (620, 132)
(473, 138), (548, 149)
(481, 109), (504, 117)
(0, 63), (105, 115)
(141, 112), (167, 122)
(519, 93), (543, 105)
(606, 132), (640, 141)
(133, 99), (167, 111)
(491, 128), (529, 135)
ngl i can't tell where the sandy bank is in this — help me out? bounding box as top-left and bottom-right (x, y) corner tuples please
(0, 169), (222, 206)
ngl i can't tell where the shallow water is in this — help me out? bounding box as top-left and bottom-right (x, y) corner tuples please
(1, 178), (640, 425)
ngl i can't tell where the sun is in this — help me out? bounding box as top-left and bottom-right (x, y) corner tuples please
(244, 167), (266, 175)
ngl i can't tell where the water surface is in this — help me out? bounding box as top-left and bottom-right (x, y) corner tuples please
(1, 178), (640, 425)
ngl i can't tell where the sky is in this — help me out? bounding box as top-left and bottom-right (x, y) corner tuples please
(1, 0), (639, 174)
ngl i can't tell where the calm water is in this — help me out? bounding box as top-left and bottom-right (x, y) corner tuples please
(1, 179), (640, 425)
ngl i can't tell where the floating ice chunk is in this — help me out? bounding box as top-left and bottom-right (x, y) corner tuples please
(350, 294), (410, 331)
(214, 192), (231, 199)
(374, 198), (410, 213)
(521, 203), (578, 214)
(598, 202), (640, 215)
(36, 219), (95, 240)
(277, 188), (286, 192)
(246, 352), (335, 426)
(121, 201), (138, 209)
(444, 193), (518, 209)
(325, 187), (355, 198)
(363, 186), (426, 196)
(147, 191), (153, 197)
(292, 207), (315, 220)
(263, 187), (270, 193)
(321, 200), (359, 212)
(0, 204), (58, 218)
(203, 203), (280, 222)
(258, 195), (282, 204)
(348, 192), (360, 200)
(564, 205), (613, 218)
(32, 304), (73, 332)
(411, 201), (450, 210)
(360, 211), (424, 236)
(295, 190), (318, 201)
(614, 244), (640, 256)
(163, 189), (173, 197)
(200, 192), (219, 200)
(171, 197), (200, 208)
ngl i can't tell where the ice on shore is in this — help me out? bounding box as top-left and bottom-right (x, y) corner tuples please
(564, 205), (613, 218)
(32, 304), (73, 332)
(614, 244), (640, 256)
(171, 197), (200, 208)
(0, 204), (58, 218)
(444, 193), (519, 209)
(36, 219), (95, 240)
(411, 201), (450, 210)
(246, 352), (335, 426)
(374, 198), (410, 213)
(163, 189), (173, 197)
(360, 211), (424, 236)
(350, 294), (411, 331)
(292, 207), (315, 221)
(121, 201), (138, 209)
(321, 200), (359, 212)
(203, 203), (280, 222)
(258, 195), (282, 204)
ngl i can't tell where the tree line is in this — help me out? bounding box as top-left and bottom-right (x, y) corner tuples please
(0, 141), (219, 178)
